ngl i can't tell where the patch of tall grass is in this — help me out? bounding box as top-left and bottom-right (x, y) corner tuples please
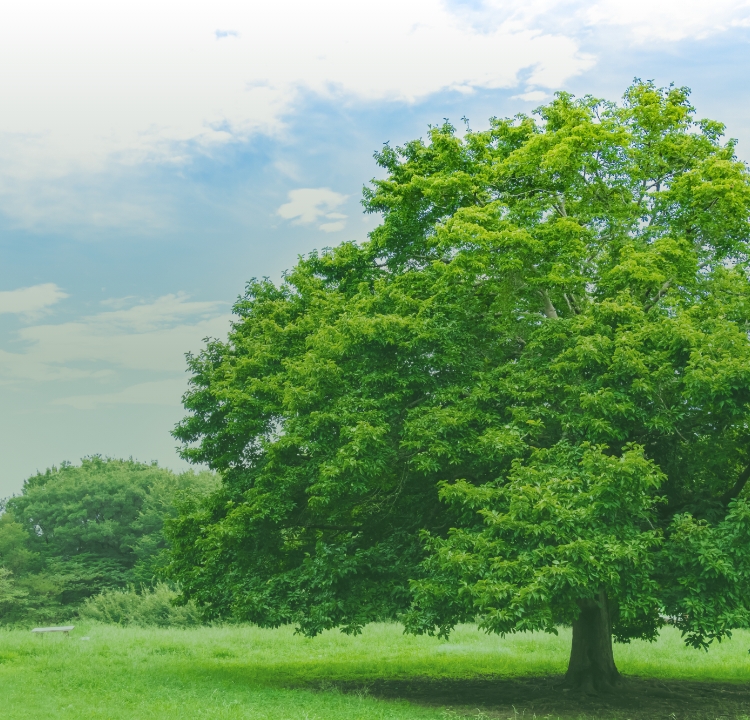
(0, 623), (748, 719)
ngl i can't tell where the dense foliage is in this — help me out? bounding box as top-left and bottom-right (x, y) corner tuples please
(0, 457), (216, 624)
(169, 82), (750, 671)
(78, 583), (202, 627)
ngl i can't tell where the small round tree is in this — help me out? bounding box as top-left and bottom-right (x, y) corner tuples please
(169, 82), (750, 693)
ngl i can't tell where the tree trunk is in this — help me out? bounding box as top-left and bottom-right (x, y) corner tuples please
(564, 590), (620, 694)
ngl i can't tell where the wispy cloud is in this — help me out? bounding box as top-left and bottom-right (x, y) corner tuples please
(583, 0), (750, 42)
(277, 188), (348, 232)
(319, 222), (346, 233)
(0, 293), (229, 382)
(511, 90), (551, 102)
(0, 0), (595, 190)
(0, 283), (68, 317)
(2, 0), (749, 230)
(472, 0), (750, 41)
(53, 379), (188, 410)
(3, 0), (748, 196)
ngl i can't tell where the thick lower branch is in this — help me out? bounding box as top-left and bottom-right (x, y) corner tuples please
(720, 461), (750, 506)
(564, 293), (580, 315)
(539, 290), (559, 319)
(644, 278), (673, 312)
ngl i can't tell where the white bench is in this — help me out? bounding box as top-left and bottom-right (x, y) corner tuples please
(31, 626), (74, 636)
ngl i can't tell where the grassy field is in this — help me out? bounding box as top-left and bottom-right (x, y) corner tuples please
(1, 623), (749, 719)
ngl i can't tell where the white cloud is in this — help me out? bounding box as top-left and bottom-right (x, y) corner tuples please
(319, 221), (347, 233)
(0, 0), (593, 191)
(0, 293), (229, 382)
(476, 0), (750, 41)
(1, 0), (745, 193)
(511, 90), (551, 102)
(0, 284), (68, 317)
(80, 292), (225, 333)
(584, 0), (750, 42)
(2, 0), (747, 229)
(277, 188), (349, 231)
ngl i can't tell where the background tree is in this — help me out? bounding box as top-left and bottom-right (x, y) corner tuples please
(1, 457), (216, 623)
(169, 82), (750, 693)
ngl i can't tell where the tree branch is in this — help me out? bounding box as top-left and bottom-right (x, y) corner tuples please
(554, 194), (568, 218)
(300, 524), (363, 532)
(412, 254), (452, 265)
(720, 462), (750, 506)
(564, 293), (580, 315)
(539, 290), (559, 319)
(644, 278), (673, 312)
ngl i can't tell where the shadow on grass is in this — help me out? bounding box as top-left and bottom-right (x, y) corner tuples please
(163, 659), (750, 720)
(326, 675), (750, 720)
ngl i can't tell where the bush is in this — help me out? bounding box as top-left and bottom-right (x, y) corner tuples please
(78, 583), (202, 627)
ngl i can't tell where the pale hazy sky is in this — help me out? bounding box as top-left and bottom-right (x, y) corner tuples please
(2, 0), (750, 495)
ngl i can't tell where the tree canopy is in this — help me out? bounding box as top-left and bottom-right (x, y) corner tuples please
(169, 82), (750, 691)
(0, 457), (216, 624)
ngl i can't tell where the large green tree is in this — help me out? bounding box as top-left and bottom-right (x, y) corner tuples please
(169, 82), (750, 692)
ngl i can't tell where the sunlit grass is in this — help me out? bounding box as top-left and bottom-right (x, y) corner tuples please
(616, 626), (750, 683)
(0, 623), (749, 719)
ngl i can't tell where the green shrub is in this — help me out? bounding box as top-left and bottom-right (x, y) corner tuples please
(78, 583), (202, 627)
(1, 457), (218, 626)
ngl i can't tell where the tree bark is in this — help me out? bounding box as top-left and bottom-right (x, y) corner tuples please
(540, 290), (559, 319)
(720, 460), (750, 506)
(564, 590), (620, 694)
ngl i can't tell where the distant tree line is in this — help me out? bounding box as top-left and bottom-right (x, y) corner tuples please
(0, 457), (216, 625)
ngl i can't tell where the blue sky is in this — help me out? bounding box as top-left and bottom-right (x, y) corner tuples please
(2, 0), (750, 495)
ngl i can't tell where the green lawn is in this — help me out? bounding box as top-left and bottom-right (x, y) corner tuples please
(1, 623), (749, 719)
